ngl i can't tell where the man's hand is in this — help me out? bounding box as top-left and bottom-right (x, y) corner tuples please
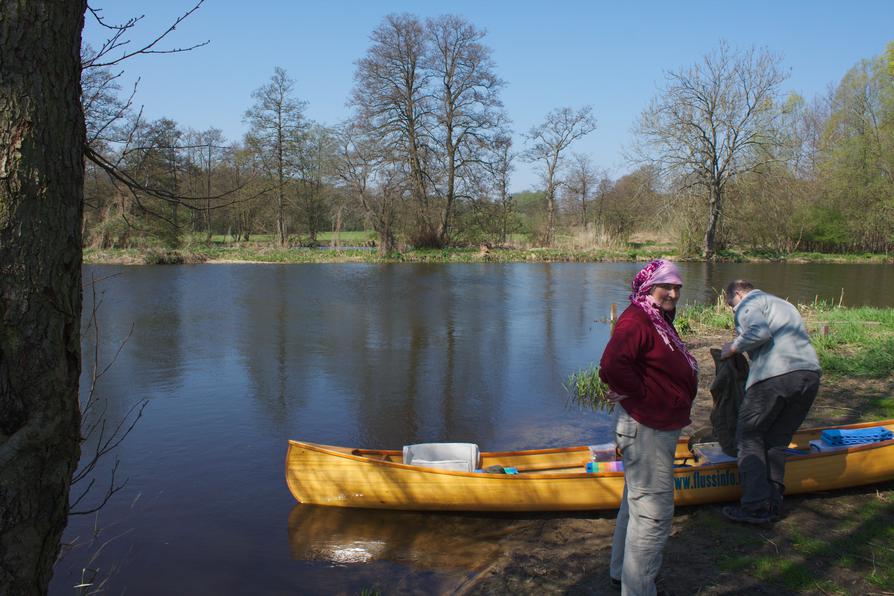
(720, 341), (737, 360)
(606, 390), (628, 402)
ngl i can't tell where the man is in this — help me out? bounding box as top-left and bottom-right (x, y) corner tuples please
(720, 280), (821, 524)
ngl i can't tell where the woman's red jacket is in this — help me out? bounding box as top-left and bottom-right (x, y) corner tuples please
(599, 304), (698, 430)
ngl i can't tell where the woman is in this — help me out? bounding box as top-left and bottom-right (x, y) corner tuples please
(599, 259), (698, 596)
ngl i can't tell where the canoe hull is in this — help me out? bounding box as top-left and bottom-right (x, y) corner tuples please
(286, 419), (894, 511)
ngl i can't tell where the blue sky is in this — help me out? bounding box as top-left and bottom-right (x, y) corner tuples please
(83, 0), (894, 192)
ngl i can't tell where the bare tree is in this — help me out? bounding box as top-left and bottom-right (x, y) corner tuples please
(426, 14), (504, 246)
(221, 143), (266, 242)
(296, 124), (336, 243)
(635, 42), (787, 259)
(81, 45), (137, 151)
(335, 125), (400, 255)
(564, 153), (600, 227)
(492, 134), (515, 244)
(351, 14), (435, 246)
(602, 166), (658, 241)
(524, 106), (597, 245)
(244, 67), (307, 246)
(593, 171), (614, 228)
(194, 127), (227, 241)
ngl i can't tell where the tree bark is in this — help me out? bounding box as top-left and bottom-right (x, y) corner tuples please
(277, 122), (286, 247)
(543, 152), (560, 246)
(703, 182), (723, 260)
(0, 2), (86, 594)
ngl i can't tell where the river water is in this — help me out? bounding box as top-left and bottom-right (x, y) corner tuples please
(50, 262), (893, 594)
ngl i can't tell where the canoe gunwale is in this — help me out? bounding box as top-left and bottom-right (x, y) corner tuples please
(288, 441), (617, 479)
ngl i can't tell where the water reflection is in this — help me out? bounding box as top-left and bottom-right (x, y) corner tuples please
(288, 505), (516, 571)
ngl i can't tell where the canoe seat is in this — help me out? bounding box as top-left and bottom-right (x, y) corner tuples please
(403, 443), (480, 472)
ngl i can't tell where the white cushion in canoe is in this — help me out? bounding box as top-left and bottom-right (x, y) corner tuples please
(403, 443), (480, 472)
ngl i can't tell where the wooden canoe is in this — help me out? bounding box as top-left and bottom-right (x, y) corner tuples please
(285, 419), (894, 512)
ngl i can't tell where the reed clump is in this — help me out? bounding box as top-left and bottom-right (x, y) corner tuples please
(564, 364), (614, 412)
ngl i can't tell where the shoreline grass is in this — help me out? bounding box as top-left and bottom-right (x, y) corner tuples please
(83, 244), (894, 266)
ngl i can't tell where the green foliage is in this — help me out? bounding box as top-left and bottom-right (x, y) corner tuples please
(563, 364), (614, 412)
(510, 190), (547, 238)
(802, 207), (852, 249)
(810, 48), (894, 253)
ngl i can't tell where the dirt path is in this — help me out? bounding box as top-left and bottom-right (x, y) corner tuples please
(459, 335), (894, 595)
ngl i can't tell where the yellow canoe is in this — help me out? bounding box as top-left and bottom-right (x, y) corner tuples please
(285, 419), (894, 511)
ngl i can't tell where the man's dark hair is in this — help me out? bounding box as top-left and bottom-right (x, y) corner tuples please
(724, 280), (755, 304)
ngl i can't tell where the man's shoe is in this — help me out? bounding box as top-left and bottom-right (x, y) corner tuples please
(609, 576), (621, 590)
(722, 504), (776, 524)
(768, 500), (783, 521)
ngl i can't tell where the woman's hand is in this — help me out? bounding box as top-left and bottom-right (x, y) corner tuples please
(606, 390), (628, 402)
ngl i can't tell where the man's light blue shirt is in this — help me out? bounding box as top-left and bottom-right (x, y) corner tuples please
(732, 290), (821, 389)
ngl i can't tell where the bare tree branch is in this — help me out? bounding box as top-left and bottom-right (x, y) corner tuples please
(84, 1), (209, 69)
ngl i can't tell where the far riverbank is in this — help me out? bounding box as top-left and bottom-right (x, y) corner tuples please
(84, 244), (894, 266)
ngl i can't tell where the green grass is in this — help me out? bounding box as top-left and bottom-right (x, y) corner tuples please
(563, 364), (613, 412)
(198, 231), (377, 245)
(714, 247), (894, 264)
(676, 296), (735, 335)
(84, 245), (677, 265)
(705, 494), (894, 594)
(809, 305), (894, 378)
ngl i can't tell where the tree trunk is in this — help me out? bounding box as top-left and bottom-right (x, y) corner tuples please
(703, 182), (723, 260)
(333, 205), (342, 249)
(277, 121), (286, 247)
(437, 134), (456, 247)
(205, 144), (212, 242)
(0, 2), (87, 594)
(543, 152), (560, 246)
(405, 109), (439, 248)
(277, 179), (286, 247)
(376, 217), (396, 257)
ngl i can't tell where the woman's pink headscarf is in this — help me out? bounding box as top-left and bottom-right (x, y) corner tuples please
(629, 259), (698, 375)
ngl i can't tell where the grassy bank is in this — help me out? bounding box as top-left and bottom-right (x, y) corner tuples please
(83, 245), (675, 265)
(83, 242), (893, 265)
